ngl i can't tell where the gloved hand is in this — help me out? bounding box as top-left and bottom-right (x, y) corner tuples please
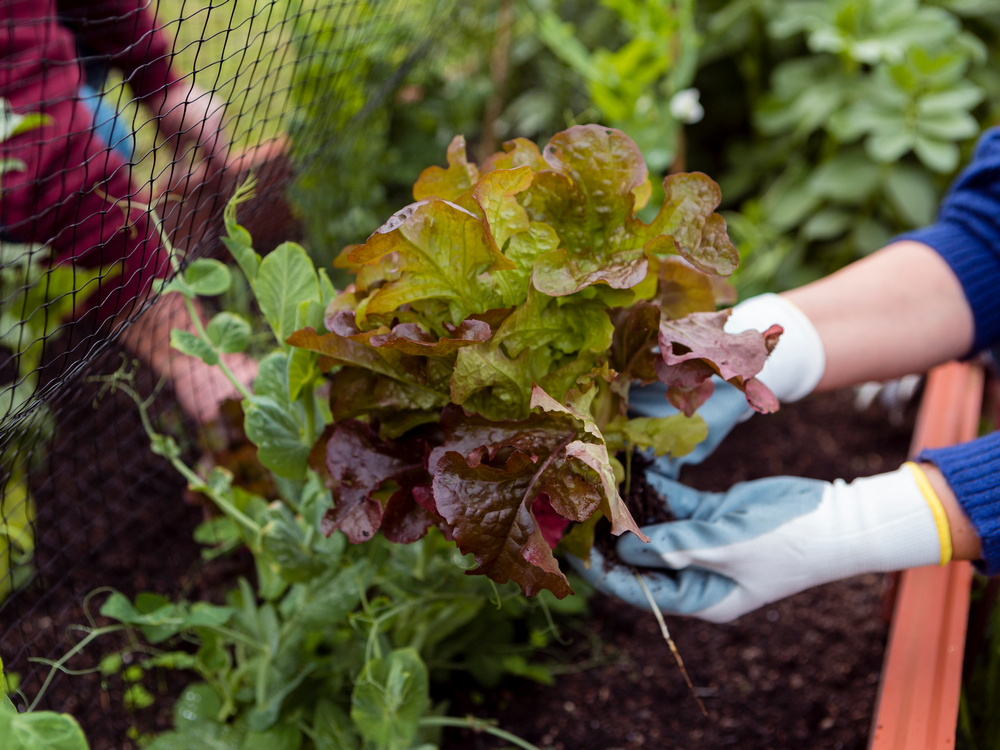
(572, 463), (950, 623)
(630, 293), (827, 478)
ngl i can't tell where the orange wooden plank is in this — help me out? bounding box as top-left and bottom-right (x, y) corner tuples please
(869, 362), (983, 749)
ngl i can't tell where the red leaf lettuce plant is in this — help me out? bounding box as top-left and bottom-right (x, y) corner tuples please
(287, 125), (781, 599)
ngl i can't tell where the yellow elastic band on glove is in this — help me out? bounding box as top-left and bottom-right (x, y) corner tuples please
(905, 462), (952, 566)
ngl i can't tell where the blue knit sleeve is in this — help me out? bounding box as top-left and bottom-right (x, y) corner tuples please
(901, 128), (1000, 572)
(919, 435), (1000, 575)
(897, 127), (1000, 353)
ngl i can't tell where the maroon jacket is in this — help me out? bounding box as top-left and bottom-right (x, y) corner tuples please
(0, 0), (181, 319)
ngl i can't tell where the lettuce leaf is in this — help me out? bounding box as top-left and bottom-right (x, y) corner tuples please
(292, 126), (778, 598)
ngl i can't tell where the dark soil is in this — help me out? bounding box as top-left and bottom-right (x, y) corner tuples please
(441, 387), (918, 750)
(1, 321), (918, 750)
(0, 334), (249, 750)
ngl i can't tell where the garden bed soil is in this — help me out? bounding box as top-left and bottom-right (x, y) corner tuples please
(441, 386), (918, 750)
(1, 351), (917, 749)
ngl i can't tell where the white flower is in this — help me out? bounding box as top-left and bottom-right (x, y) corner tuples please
(669, 88), (704, 125)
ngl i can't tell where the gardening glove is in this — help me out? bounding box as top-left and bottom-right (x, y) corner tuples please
(573, 463), (951, 623)
(629, 293), (827, 478)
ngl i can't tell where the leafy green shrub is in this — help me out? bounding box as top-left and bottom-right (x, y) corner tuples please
(695, 0), (1000, 294)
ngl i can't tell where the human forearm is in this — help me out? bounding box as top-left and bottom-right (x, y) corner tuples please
(781, 240), (975, 392)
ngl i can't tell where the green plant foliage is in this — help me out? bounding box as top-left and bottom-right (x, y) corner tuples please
(694, 0), (1000, 295)
(1, 658), (90, 750)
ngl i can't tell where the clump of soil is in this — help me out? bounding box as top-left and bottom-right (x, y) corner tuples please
(441, 387), (917, 750)
(593, 452), (674, 568)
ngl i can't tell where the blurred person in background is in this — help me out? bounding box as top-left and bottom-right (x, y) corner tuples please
(0, 0), (264, 423)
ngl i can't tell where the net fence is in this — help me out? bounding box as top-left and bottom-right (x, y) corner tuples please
(0, 0), (452, 742)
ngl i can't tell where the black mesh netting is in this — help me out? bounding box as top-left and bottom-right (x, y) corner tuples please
(0, 1), (449, 743)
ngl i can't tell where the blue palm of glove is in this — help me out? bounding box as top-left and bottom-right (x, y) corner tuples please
(567, 472), (828, 621)
(629, 377), (753, 479)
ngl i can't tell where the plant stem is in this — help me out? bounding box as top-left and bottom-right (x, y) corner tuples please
(182, 295), (253, 401)
(27, 625), (127, 712)
(419, 716), (542, 750)
(632, 568), (708, 717)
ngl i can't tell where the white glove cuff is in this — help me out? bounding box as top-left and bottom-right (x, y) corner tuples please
(724, 293), (826, 403)
(831, 465), (945, 577)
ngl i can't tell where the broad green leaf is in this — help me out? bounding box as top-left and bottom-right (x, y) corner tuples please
(473, 165), (533, 252)
(206, 312), (251, 354)
(623, 414), (708, 457)
(351, 649), (429, 750)
(170, 329), (218, 366)
(285, 347), (316, 401)
(413, 135), (479, 201)
(244, 396), (310, 480)
(801, 208), (852, 241)
(885, 164), (937, 227)
(312, 700), (359, 750)
(346, 200), (511, 325)
(255, 242), (320, 347)
(242, 722), (302, 750)
(450, 344), (534, 421)
(913, 135), (960, 173)
(523, 126), (737, 294)
(492, 290), (613, 359)
(173, 684), (222, 727)
(917, 83), (984, 115)
(917, 110), (979, 141)
(1, 709), (90, 750)
(865, 129), (915, 164)
(184, 259), (231, 297)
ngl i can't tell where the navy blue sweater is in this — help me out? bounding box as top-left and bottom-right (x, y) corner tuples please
(898, 127), (1000, 574)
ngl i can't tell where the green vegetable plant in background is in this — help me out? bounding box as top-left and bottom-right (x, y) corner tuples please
(2, 657), (90, 750)
(693, 0), (1000, 296)
(526, 0), (702, 176)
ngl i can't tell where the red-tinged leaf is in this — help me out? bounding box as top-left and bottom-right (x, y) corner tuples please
(428, 405), (577, 475)
(381, 468), (436, 544)
(666, 377), (716, 417)
(473, 165), (533, 252)
(743, 377), (780, 414)
(323, 421), (427, 543)
(467, 306), (517, 334)
(657, 311), (782, 415)
(369, 319), (492, 356)
(762, 324), (783, 354)
(413, 135), (479, 201)
(609, 301), (661, 397)
(679, 212), (738, 277)
(529, 386), (648, 543)
(655, 256), (718, 320)
(641, 173), (739, 277)
(433, 450), (573, 598)
(658, 310), (770, 383)
(534, 495), (571, 549)
(482, 137), (547, 173)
